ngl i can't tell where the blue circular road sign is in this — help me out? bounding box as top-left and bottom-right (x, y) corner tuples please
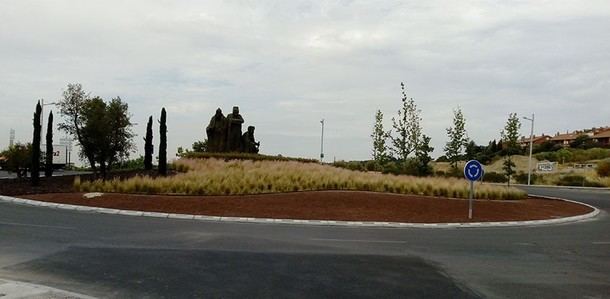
(464, 160), (483, 181)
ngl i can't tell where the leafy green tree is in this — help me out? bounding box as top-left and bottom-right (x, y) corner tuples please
(435, 155), (449, 162)
(192, 140), (208, 152)
(79, 97), (135, 178)
(415, 134), (434, 176)
(371, 109), (388, 163)
(45, 111), (54, 177)
(570, 134), (597, 149)
(57, 83), (96, 172)
(533, 140), (556, 153)
(444, 106), (468, 171)
(597, 159), (610, 177)
(464, 140), (477, 160)
(144, 116), (154, 170)
(32, 101), (42, 186)
(1, 143), (32, 178)
(389, 82), (422, 162)
(501, 113), (521, 186)
(556, 148), (573, 164)
(58, 84), (135, 179)
(115, 156), (145, 170)
(158, 107), (167, 176)
(489, 139), (498, 153)
(104, 97), (135, 174)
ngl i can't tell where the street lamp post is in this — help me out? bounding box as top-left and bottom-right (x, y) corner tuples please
(320, 119), (325, 162)
(523, 114), (535, 185)
(40, 99), (57, 135)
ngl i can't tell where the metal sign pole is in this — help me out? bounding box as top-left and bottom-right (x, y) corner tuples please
(468, 180), (473, 219)
(464, 160), (482, 220)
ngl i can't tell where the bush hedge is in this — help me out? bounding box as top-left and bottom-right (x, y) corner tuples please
(483, 172), (507, 183)
(597, 159), (610, 177)
(555, 175), (605, 187)
(181, 152), (319, 163)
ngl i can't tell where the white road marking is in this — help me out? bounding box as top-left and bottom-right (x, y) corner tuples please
(592, 241), (610, 245)
(311, 238), (406, 244)
(0, 221), (75, 230)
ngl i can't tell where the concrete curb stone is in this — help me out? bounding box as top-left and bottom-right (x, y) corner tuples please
(0, 278), (96, 299)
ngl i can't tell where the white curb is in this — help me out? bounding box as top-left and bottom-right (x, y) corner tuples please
(0, 278), (96, 299)
(0, 194), (600, 229)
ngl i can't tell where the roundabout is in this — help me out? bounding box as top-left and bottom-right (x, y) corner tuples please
(0, 190), (599, 228)
(0, 186), (608, 298)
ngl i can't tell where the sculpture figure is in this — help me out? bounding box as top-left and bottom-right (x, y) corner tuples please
(241, 126), (260, 153)
(225, 106), (244, 152)
(206, 108), (226, 152)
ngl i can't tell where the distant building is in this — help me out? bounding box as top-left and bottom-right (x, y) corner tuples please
(518, 135), (551, 147)
(550, 132), (580, 147)
(593, 128), (610, 145)
(549, 126), (610, 147)
(520, 126), (609, 148)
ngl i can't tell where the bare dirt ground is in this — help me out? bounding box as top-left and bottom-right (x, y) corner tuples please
(20, 191), (592, 223)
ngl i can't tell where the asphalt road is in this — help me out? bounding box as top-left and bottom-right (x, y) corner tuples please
(0, 170), (90, 179)
(0, 186), (608, 298)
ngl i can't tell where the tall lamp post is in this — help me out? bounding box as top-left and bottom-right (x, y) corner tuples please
(523, 114), (535, 185)
(320, 119), (325, 162)
(41, 99), (57, 135)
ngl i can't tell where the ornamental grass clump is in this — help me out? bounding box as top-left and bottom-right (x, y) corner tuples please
(74, 158), (527, 200)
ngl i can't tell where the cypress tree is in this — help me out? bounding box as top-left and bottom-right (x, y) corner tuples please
(32, 101), (42, 186)
(158, 108), (167, 176)
(144, 115), (153, 170)
(45, 111), (54, 177)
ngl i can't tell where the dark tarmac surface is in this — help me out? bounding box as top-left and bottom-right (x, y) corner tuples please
(0, 170), (90, 179)
(0, 186), (608, 298)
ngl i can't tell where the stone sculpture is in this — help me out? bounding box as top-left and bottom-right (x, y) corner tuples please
(205, 106), (259, 153)
(241, 126), (260, 153)
(225, 106), (245, 152)
(206, 108), (227, 152)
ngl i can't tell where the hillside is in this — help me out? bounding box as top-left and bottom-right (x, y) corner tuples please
(433, 155), (538, 174)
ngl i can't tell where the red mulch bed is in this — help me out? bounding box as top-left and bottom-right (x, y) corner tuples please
(20, 191), (593, 223)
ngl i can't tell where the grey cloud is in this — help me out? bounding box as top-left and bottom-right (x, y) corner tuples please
(1, 1), (609, 161)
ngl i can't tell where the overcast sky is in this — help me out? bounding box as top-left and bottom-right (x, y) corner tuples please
(1, 1), (609, 162)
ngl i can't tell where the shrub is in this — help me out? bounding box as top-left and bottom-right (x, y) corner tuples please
(75, 158), (527, 200)
(435, 170), (447, 177)
(514, 172), (539, 184)
(483, 172), (507, 183)
(115, 156), (145, 170)
(535, 148), (610, 163)
(597, 159), (610, 177)
(1, 143), (33, 178)
(182, 151), (319, 163)
(364, 160), (381, 172)
(556, 175), (604, 187)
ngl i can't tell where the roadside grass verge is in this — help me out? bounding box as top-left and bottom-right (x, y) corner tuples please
(75, 158), (527, 200)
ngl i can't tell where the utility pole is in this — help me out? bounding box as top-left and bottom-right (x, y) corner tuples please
(320, 119), (325, 162)
(40, 99), (57, 144)
(523, 114), (535, 185)
(9, 129), (15, 147)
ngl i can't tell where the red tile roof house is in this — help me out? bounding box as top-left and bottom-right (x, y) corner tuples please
(518, 135), (551, 147)
(550, 132), (580, 147)
(593, 128), (610, 145)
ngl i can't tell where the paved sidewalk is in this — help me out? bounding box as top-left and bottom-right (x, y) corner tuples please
(0, 279), (95, 299)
